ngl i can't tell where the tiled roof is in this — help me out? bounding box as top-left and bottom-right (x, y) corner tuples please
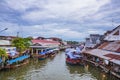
(32, 39), (60, 44)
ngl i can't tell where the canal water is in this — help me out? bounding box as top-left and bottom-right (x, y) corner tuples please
(0, 52), (118, 80)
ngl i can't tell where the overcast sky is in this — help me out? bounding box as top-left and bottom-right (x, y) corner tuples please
(0, 0), (120, 41)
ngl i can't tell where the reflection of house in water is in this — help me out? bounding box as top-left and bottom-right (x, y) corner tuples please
(66, 64), (85, 74)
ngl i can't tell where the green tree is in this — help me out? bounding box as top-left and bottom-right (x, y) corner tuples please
(23, 38), (32, 49)
(12, 37), (31, 54)
(66, 41), (79, 45)
(0, 48), (8, 62)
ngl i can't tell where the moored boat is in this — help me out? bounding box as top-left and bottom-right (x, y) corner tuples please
(0, 58), (4, 70)
(5, 55), (30, 69)
(37, 50), (48, 60)
(66, 51), (83, 65)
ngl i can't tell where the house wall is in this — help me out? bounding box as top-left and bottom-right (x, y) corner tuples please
(105, 26), (120, 41)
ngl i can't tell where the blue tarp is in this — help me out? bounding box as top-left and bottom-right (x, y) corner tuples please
(7, 55), (30, 65)
(39, 51), (47, 55)
(9, 50), (17, 56)
(39, 48), (53, 55)
(66, 52), (82, 59)
(76, 47), (81, 53)
(66, 52), (77, 59)
(0, 58), (2, 63)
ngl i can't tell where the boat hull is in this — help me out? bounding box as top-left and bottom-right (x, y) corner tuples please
(37, 55), (47, 60)
(66, 58), (82, 65)
(4, 60), (29, 69)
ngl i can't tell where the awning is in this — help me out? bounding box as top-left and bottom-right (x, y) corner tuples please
(84, 49), (120, 65)
(7, 55), (30, 65)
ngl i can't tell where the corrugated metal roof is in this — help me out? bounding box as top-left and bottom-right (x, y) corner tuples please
(84, 49), (120, 65)
(104, 54), (120, 60)
(98, 42), (109, 49)
(98, 42), (120, 52)
(103, 42), (120, 52)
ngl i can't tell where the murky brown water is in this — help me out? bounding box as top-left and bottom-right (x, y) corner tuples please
(0, 52), (118, 80)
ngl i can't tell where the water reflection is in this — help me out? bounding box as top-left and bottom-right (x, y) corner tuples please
(0, 52), (119, 80)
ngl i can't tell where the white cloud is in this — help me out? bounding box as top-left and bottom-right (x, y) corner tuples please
(5, 0), (110, 22)
(1, 0), (120, 41)
(0, 22), (87, 41)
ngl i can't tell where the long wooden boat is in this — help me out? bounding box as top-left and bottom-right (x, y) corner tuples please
(66, 52), (83, 65)
(47, 50), (56, 58)
(5, 55), (30, 69)
(36, 50), (49, 60)
(38, 55), (47, 60)
(4, 60), (29, 69)
(66, 57), (82, 65)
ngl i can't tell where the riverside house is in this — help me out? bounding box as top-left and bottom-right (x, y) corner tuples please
(83, 25), (120, 78)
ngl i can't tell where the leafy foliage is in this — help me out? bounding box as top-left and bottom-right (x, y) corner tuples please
(0, 48), (8, 59)
(12, 37), (31, 53)
(66, 41), (79, 45)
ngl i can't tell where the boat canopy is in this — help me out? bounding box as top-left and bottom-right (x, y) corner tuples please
(66, 52), (78, 59)
(7, 55), (30, 65)
(39, 51), (48, 55)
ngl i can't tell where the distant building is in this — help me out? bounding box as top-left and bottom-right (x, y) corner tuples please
(47, 37), (62, 42)
(62, 41), (67, 45)
(30, 39), (61, 54)
(90, 34), (102, 44)
(0, 36), (17, 41)
(85, 34), (104, 48)
(85, 38), (93, 48)
(31, 39), (60, 48)
(104, 25), (120, 41)
(0, 40), (11, 47)
(36, 37), (45, 40)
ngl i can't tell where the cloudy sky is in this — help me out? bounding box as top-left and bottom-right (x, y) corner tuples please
(0, 0), (120, 41)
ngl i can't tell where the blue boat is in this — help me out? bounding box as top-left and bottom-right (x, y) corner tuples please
(5, 55), (30, 69)
(38, 50), (48, 60)
(0, 58), (2, 63)
(0, 58), (3, 70)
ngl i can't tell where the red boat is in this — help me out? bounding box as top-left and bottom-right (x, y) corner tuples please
(66, 52), (83, 65)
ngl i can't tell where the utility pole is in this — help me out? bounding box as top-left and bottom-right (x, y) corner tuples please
(17, 32), (19, 37)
